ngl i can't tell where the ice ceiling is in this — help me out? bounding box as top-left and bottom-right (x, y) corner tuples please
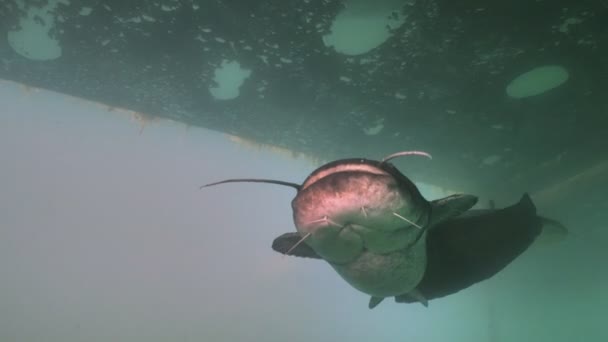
(1, 0), (607, 215)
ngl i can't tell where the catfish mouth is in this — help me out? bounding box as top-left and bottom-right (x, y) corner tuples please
(304, 223), (365, 264)
(300, 218), (428, 264)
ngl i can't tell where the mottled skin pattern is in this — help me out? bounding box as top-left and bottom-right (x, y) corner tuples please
(329, 232), (428, 297)
(291, 159), (432, 297)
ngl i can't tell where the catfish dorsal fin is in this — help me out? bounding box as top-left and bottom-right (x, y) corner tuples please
(200, 178), (300, 190)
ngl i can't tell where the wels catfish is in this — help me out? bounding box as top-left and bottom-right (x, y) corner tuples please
(273, 193), (567, 308)
(202, 151), (478, 307)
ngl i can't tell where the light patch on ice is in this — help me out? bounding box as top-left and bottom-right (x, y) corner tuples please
(363, 118), (384, 135)
(209, 60), (252, 100)
(395, 92), (406, 100)
(161, 4), (179, 12)
(142, 15), (156, 22)
(359, 56), (377, 65)
(339, 76), (352, 83)
(558, 17), (583, 34)
(119, 16), (142, 24)
(506, 65), (569, 99)
(482, 155), (502, 166)
(7, 0), (67, 61)
(79, 7), (93, 16)
(323, 0), (406, 55)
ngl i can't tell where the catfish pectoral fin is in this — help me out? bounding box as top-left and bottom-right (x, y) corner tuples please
(369, 296), (385, 309)
(271, 232), (322, 259)
(395, 288), (429, 307)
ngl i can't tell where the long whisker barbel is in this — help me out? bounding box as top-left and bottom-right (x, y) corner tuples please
(381, 151), (433, 163)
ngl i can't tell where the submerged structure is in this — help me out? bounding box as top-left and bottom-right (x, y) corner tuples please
(1, 0), (606, 215)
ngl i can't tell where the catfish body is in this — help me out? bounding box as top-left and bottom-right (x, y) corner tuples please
(397, 193), (544, 303)
(290, 158), (476, 298)
(291, 159), (430, 297)
(273, 193), (556, 306)
(202, 151), (477, 303)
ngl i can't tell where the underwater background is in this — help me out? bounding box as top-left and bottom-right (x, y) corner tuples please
(1, 79), (607, 341)
(1, 0), (608, 341)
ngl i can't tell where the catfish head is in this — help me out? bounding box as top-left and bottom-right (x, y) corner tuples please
(291, 154), (434, 264)
(201, 151), (476, 265)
